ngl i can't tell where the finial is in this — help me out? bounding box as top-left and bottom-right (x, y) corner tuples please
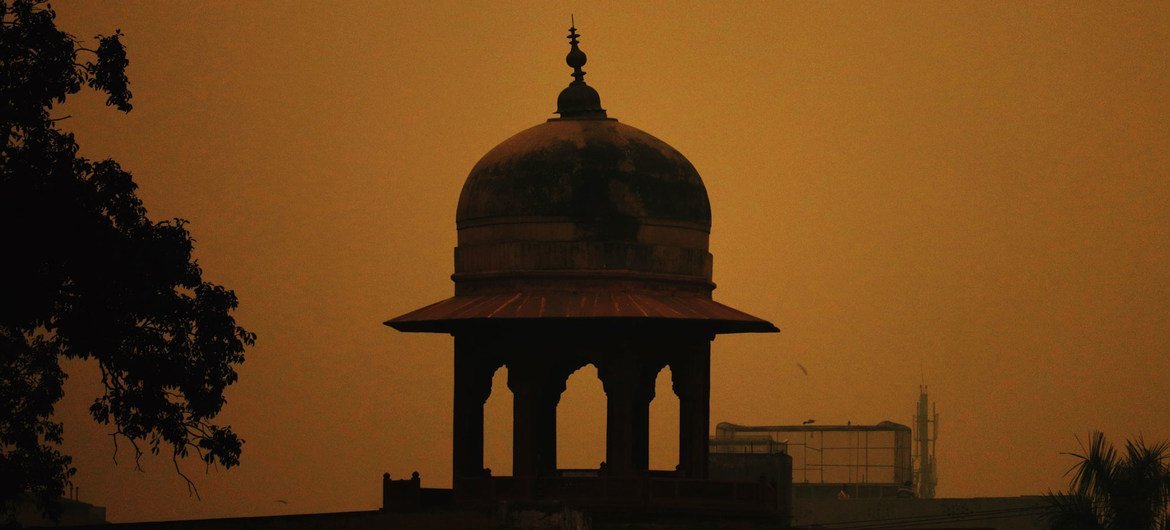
(566, 19), (587, 84)
(554, 18), (606, 119)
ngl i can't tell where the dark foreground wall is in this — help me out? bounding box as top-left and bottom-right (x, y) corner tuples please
(41, 506), (783, 530)
(793, 496), (1050, 530)
(39, 510), (495, 530)
(37, 497), (1049, 530)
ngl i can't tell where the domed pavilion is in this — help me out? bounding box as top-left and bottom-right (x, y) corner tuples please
(386, 24), (777, 506)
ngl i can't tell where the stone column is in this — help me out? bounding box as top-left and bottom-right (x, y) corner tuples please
(599, 352), (657, 476)
(672, 339), (711, 479)
(508, 357), (567, 477)
(453, 334), (498, 482)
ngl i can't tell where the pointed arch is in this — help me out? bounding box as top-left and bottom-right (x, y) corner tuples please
(483, 365), (512, 476)
(557, 363), (606, 470)
(649, 365), (680, 471)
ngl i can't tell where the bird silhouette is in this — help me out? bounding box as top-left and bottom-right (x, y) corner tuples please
(802, 419), (815, 425)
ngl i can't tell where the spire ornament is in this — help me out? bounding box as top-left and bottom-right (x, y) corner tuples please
(566, 20), (587, 84)
(555, 18), (607, 119)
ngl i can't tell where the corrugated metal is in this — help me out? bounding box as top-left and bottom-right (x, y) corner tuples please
(385, 292), (778, 334)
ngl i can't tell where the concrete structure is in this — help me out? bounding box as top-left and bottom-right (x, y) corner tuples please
(386, 23), (776, 510)
(708, 440), (795, 523)
(715, 422), (914, 500)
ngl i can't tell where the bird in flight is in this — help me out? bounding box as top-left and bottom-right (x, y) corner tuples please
(802, 419), (816, 425)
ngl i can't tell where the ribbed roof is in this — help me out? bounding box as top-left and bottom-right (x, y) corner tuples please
(386, 291), (777, 334)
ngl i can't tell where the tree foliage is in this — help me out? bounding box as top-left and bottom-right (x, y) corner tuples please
(1047, 432), (1170, 530)
(1, 0), (254, 520)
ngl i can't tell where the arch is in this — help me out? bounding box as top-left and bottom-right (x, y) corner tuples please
(483, 365), (512, 476)
(649, 365), (680, 471)
(556, 363), (606, 471)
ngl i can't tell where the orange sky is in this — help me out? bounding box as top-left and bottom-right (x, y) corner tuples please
(49, 1), (1170, 523)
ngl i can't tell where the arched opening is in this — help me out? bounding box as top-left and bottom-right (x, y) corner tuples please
(557, 363), (606, 471)
(649, 366), (680, 471)
(483, 365), (512, 476)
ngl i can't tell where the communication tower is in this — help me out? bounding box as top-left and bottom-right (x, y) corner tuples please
(913, 385), (939, 498)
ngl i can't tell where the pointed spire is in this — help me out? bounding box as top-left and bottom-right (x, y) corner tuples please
(555, 17), (606, 119)
(566, 18), (587, 84)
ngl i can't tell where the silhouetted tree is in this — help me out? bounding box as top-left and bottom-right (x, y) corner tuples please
(1, 0), (254, 521)
(1047, 432), (1170, 530)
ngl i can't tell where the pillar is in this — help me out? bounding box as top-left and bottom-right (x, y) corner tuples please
(508, 357), (567, 477)
(453, 334), (498, 482)
(672, 339), (711, 478)
(599, 352), (657, 476)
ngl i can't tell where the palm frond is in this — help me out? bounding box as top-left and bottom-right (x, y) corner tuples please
(1068, 431), (1118, 499)
(1055, 432), (1170, 530)
(1045, 490), (1106, 530)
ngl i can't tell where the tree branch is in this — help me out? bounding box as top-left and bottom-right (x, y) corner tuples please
(173, 455), (201, 500)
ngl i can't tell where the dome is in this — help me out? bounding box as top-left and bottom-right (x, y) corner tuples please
(456, 118), (712, 235)
(447, 27), (716, 293)
(451, 115), (716, 295)
(385, 24), (777, 335)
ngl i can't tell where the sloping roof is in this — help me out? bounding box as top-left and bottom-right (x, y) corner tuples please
(385, 291), (778, 334)
(717, 421), (911, 433)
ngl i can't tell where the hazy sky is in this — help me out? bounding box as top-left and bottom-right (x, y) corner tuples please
(48, 1), (1170, 523)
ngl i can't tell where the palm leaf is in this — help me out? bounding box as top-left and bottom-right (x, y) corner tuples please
(1045, 490), (1106, 530)
(1068, 431), (1117, 499)
(1054, 432), (1170, 530)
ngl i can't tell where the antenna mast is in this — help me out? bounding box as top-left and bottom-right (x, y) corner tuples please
(913, 385), (939, 498)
